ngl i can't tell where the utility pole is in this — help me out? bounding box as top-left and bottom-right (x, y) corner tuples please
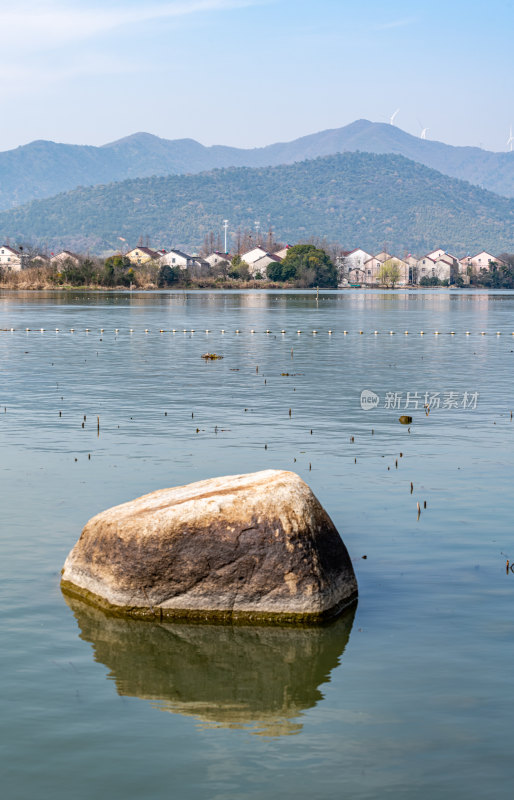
(223, 220), (229, 254)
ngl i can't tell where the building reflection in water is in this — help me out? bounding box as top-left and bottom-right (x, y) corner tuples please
(64, 592), (356, 736)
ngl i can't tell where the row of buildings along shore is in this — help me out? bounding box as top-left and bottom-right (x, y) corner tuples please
(0, 242), (508, 285)
(338, 248), (507, 285)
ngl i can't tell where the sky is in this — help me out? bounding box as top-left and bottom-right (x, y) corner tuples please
(1, 0), (513, 152)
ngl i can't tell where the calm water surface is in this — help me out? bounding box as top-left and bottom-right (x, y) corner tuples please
(1, 289), (513, 800)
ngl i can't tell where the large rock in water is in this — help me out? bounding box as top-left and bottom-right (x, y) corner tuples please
(61, 469), (357, 623)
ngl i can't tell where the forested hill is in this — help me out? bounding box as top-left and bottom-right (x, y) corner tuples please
(1, 151), (514, 256)
(3, 120), (514, 212)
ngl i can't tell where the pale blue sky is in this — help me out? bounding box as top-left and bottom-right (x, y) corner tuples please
(1, 0), (513, 152)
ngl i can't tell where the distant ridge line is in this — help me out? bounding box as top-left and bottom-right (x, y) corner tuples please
(2, 120), (514, 213)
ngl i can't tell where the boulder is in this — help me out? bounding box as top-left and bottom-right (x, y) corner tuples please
(61, 469), (357, 623)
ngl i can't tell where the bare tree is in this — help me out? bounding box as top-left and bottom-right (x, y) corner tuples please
(240, 229), (255, 253)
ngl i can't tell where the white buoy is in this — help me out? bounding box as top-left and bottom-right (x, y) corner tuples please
(266, 330), (271, 334)
(420, 331), (424, 335)
(435, 331), (439, 335)
(205, 330), (210, 333)
(389, 331), (394, 335)
(221, 329), (225, 333)
(374, 331), (379, 335)
(465, 331), (470, 335)
(100, 328), (104, 332)
(251, 329), (255, 333)
(404, 331), (408, 334)
(359, 331), (363, 335)
(312, 330), (317, 334)
(281, 330), (286, 334)
(40, 328), (44, 332)
(497, 331), (501, 335)
(172, 329), (176, 333)
(343, 330), (348, 335)
(297, 330), (301, 334)
(190, 329), (195, 333)
(70, 328), (74, 332)
(481, 331), (486, 335)
(328, 330), (332, 334)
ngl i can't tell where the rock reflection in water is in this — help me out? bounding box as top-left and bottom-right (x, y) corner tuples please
(64, 593), (356, 736)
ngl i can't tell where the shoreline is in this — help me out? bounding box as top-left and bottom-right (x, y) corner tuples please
(0, 283), (492, 292)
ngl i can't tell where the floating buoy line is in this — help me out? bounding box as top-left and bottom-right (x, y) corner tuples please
(2, 328), (513, 336)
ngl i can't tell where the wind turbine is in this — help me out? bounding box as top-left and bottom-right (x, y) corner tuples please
(507, 126), (514, 152)
(390, 109), (400, 126)
(420, 127), (429, 140)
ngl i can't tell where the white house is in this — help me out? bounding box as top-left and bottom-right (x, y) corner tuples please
(362, 256), (382, 284)
(353, 254), (409, 285)
(394, 257), (410, 285)
(204, 251), (231, 268)
(240, 246), (269, 266)
(347, 267), (366, 284)
(416, 256), (456, 282)
(373, 251), (392, 264)
(30, 254), (50, 267)
(374, 256), (410, 286)
(459, 252), (505, 274)
(339, 248), (373, 284)
(437, 253), (456, 267)
(431, 259), (454, 282)
(158, 250), (194, 270)
(458, 255), (471, 274)
(424, 249), (459, 272)
(416, 256), (436, 281)
(250, 253), (281, 278)
(425, 248), (448, 261)
(274, 246), (290, 260)
(343, 248), (373, 271)
(50, 250), (81, 267)
(0, 245), (27, 271)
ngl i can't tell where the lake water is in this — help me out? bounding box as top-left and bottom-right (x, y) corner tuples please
(1, 289), (514, 800)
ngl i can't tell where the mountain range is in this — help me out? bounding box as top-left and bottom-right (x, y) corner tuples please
(2, 151), (513, 256)
(2, 120), (514, 212)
